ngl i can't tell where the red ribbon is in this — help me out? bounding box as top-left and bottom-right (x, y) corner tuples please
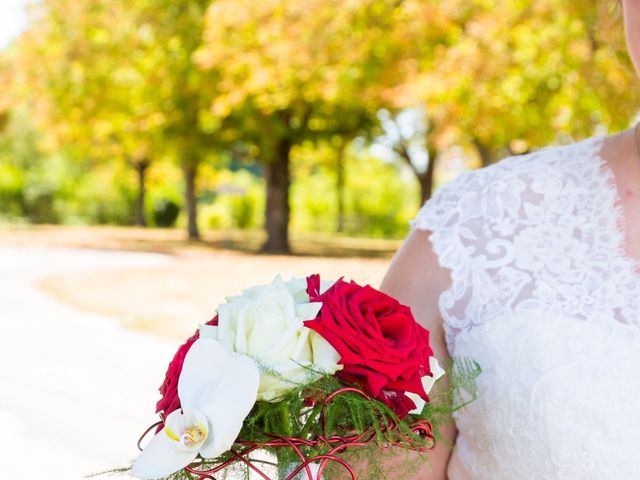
(138, 386), (435, 480)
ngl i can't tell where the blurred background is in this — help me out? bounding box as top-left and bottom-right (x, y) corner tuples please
(0, 0), (638, 478)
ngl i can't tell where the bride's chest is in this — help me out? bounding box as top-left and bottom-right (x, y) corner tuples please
(616, 188), (640, 266)
(453, 165), (640, 334)
(453, 311), (640, 479)
(432, 137), (640, 478)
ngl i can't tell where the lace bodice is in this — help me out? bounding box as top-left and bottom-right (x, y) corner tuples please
(410, 134), (640, 479)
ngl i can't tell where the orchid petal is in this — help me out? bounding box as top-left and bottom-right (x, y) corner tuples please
(422, 357), (446, 396)
(198, 354), (259, 458)
(131, 428), (197, 479)
(164, 409), (208, 451)
(407, 392), (426, 415)
(408, 358), (446, 415)
(178, 339), (230, 411)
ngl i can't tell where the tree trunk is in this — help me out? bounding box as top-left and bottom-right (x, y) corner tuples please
(262, 139), (292, 253)
(183, 162), (200, 240)
(417, 148), (437, 205)
(133, 159), (149, 227)
(472, 137), (495, 167)
(396, 142), (437, 207)
(336, 145), (346, 233)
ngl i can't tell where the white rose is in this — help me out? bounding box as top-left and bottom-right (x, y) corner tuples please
(407, 357), (446, 415)
(200, 274), (341, 401)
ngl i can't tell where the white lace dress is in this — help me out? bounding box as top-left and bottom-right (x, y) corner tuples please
(410, 134), (640, 479)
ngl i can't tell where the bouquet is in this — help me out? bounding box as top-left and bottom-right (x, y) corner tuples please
(128, 274), (454, 480)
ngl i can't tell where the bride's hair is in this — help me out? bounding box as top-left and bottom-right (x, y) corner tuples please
(599, 0), (627, 53)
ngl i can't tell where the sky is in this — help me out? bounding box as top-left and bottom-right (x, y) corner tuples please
(0, 0), (30, 49)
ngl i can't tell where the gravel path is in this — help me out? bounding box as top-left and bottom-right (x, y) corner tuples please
(0, 246), (179, 479)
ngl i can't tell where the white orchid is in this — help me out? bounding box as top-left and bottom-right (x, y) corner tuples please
(132, 338), (260, 480)
(407, 357), (446, 415)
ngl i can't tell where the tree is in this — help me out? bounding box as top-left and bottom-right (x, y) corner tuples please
(391, 0), (640, 164)
(376, 106), (438, 205)
(142, 0), (219, 240)
(15, 0), (219, 237)
(0, 50), (12, 132)
(14, 0), (168, 226)
(196, 0), (418, 252)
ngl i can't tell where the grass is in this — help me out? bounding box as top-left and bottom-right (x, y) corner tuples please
(1, 225), (399, 340)
(0, 224), (402, 257)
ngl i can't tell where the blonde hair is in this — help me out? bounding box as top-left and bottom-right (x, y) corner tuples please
(598, 0), (624, 45)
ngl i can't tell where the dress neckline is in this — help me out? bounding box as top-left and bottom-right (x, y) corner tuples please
(585, 133), (640, 276)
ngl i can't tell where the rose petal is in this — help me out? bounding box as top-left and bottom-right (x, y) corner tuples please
(289, 325), (312, 363)
(379, 389), (417, 419)
(294, 302), (323, 322)
(198, 353), (260, 458)
(245, 290), (293, 354)
(216, 303), (236, 349)
(309, 330), (342, 374)
(178, 339), (230, 411)
(258, 361), (309, 401)
(131, 428), (198, 479)
(199, 324), (219, 340)
(286, 276), (313, 302)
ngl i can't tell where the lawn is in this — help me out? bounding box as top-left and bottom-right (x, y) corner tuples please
(1, 225), (400, 340)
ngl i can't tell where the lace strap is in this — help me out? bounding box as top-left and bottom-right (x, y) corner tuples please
(409, 167), (497, 353)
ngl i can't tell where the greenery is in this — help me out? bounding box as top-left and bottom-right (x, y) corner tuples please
(0, 0), (637, 247)
(101, 358), (479, 480)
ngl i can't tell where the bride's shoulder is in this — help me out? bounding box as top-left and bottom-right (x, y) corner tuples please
(410, 134), (604, 231)
(454, 134), (602, 188)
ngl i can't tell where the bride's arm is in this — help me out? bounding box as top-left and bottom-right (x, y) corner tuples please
(377, 227), (457, 479)
(329, 228), (457, 479)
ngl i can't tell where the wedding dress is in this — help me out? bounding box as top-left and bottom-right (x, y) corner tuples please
(410, 134), (640, 479)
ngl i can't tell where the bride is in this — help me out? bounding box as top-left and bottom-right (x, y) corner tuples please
(380, 1), (640, 478)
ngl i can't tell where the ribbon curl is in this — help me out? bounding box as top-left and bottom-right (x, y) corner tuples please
(138, 386), (435, 480)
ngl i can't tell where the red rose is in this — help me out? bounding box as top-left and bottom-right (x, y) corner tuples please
(155, 315), (218, 417)
(304, 275), (433, 418)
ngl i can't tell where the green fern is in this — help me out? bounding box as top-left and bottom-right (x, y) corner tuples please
(99, 357), (480, 480)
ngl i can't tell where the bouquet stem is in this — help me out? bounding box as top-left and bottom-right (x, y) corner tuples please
(279, 402), (293, 436)
(276, 455), (319, 480)
(276, 456), (293, 480)
(277, 403), (315, 479)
